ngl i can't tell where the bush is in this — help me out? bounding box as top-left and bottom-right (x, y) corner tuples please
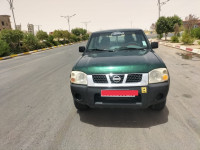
(198, 41), (200, 45)
(0, 29), (24, 54)
(191, 27), (200, 39)
(0, 40), (10, 56)
(69, 34), (78, 42)
(82, 34), (90, 40)
(171, 36), (179, 43)
(36, 30), (48, 41)
(22, 33), (40, 51)
(181, 31), (194, 44)
(44, 40), (53, 47)
(37, 42), (47, 49)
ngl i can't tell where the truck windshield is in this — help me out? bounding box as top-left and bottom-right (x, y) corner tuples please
(87, 30), (149, 51)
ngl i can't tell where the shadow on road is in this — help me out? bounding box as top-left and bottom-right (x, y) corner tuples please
(77, 107), (169, 128)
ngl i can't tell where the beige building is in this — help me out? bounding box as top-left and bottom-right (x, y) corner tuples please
(16, 24), (22, 31)
(0, 15), (12, 31)
(27, 23), (34, 34)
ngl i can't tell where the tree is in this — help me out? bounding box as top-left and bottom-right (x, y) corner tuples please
(174, 23), (180, 36)
(156, 17), (170, 40)
(0, 29), (24, 53)
(36, 30), (48, 41)
(53, 30), (63, 41)
(62, 30), (70, 42)
(168, 15), (182, 33)
(71, 28), (87, 37)
(156, 15), (183, 40)
(184, 14), (199, 31)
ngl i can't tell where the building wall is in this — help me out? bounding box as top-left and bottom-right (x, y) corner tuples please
(0, 15), (12, 31)
(27, 24), (34, 34)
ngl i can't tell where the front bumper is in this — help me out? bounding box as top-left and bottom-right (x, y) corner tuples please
(70, 81), (170, 108)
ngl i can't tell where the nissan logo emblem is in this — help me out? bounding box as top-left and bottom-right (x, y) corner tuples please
(112, 75), (121, 83)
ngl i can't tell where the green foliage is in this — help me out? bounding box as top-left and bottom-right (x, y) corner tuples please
(156, 15), (182, 40)
(53, 30), (63, 41)
(157, 34), (163, 39)
(181, 31), (194, 45)
(191, 27), (200, 39)
(171, 36), (179, 43)
(0, 29), (24, 53)
(22, 33), (40, 51)
(0, 40), (10, 56)
(71, 28), (87, 36)
(156, 17), (170, 40)
(36, 30), (48, 41)
(62, 30), (70, 40)
(46, 35), (56, 46)
(69, 34), (78, 42)
(198, 41), (200, 45)
(168, 15), (182, 33)
(82, 33), (90, 40)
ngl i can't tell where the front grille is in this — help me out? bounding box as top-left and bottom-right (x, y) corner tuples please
(94, 94), (141, 104)
(92, 75), (108, 83)
(126, 74), (142, 83)
(109, 75), (124, 84)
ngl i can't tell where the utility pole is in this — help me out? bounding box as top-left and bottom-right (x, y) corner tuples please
(35, 25), (42, 31)
(81, 21), (91, 31)
(7, 0), (17, 29)
(61, 14), (76, 32)
(157, 0), (170, 18)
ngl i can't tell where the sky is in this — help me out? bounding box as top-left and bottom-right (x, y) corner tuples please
(0, 0), (200, 33)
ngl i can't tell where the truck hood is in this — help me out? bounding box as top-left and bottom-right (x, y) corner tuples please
(73, 50), (165, 74)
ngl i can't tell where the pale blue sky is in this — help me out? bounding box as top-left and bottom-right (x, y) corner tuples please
(0, 0), (200, 33)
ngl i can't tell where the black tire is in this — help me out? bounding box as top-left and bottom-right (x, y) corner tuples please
(74, 100), (89, 111)
(150, 99), (166, 111)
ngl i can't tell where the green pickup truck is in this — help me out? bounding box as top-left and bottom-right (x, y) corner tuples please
(70, 29), (170, 111)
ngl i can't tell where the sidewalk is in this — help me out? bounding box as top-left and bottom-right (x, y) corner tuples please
(149, 39), (200, 54)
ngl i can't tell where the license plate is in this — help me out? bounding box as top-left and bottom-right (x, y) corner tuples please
(101, 90), (138, 97)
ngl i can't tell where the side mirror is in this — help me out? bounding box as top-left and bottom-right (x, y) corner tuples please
(79, 46), (85, 53)
(151, 42), (158, 49)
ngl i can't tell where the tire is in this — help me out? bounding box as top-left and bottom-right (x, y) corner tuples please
(150, 99), (166, 111)
(74, 100), (89, 111)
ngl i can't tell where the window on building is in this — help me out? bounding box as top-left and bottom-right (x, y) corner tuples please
(2, 21), (5, 26)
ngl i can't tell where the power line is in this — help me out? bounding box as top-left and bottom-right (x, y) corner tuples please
(61, 14), (76, 32)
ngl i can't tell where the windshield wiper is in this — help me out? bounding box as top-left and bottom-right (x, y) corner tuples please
(88, 49), (114, 52)
(118, 47), (147, 50)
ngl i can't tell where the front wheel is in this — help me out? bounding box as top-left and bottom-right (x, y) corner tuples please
(74, 100), (89, 111)
(150, 99), (166, 111)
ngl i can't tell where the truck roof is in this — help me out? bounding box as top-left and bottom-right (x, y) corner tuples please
(92, 28), (143, 34)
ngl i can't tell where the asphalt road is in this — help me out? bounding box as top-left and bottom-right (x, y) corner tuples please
(0, 42), (200, 150)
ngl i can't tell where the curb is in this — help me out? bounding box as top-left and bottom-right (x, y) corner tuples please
(0, 42), (79, 61)
(149, 39), (200, 54)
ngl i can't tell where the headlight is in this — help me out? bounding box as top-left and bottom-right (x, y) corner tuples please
(70, 71), (87, 85)
(149, 68), (169, 84)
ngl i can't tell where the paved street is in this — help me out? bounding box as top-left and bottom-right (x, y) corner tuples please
(0, 42), (200, 150)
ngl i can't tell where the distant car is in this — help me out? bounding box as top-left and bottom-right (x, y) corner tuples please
(70, 29), (170, 111)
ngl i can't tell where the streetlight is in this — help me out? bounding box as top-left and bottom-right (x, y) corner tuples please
(7, 0), (17, 29)
(61, 14), (76, 32)
(157, 0), (170, 18)
(81, 21), (91, 31)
